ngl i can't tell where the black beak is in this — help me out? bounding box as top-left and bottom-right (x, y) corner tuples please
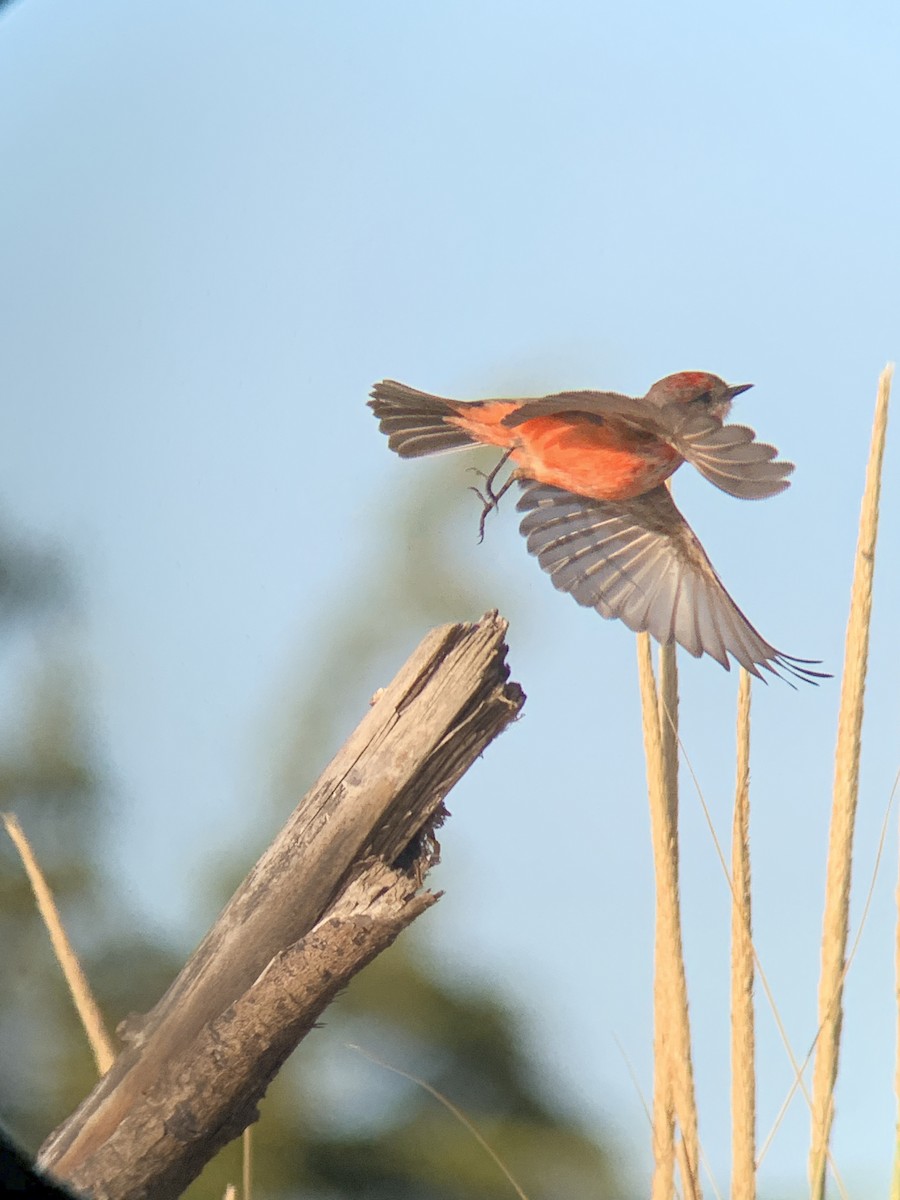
(727, 382), (753, 400)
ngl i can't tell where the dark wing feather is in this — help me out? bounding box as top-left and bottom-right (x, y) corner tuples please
(516, 479), (825, 684)
(369, 380), (476, 457)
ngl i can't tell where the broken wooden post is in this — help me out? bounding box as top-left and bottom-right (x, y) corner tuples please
(39, 612), (524, 1200)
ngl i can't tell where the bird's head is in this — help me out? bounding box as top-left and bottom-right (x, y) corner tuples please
(645, 371), (753, 421)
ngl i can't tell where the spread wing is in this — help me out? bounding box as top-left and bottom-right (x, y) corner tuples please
(503, 393), (793, 500)
(660, 405), (794, 499)
(516, 479), (824, 684)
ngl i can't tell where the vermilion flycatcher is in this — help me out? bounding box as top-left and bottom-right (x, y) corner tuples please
(368, 372), (824, 684)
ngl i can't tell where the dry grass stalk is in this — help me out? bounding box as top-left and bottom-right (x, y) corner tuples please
(638, 635), (700, 1199)
(649, 638), (676, 1200)
(348, 1043), (531, 1200)
(658, 639), (680, 826)
(242, 1126), (253, 1200)
(669, 728), (814, 1174)
(730, 671), (755, 1200)
(809, 364), (893, 1198)
(2, 811), (116, 1075)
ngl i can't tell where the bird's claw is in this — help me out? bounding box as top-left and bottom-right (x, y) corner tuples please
(468, 448), (515, 543)
(468, 484), (494, 543)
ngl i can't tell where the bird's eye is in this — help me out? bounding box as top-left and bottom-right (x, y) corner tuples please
(692, 391), (713, 405)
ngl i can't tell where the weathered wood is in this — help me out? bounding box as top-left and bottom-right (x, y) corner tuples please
(39, 612), (524, 1199)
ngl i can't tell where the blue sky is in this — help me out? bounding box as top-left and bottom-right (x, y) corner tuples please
(1, 2), (899, 1194)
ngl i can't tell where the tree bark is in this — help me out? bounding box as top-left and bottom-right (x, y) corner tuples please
(39, 612), (524, 1200)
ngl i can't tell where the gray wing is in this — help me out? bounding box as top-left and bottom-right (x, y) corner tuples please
(503, 393), (794, 501)
(501, 390), (656, 429)
(661, 405), (794, 500)
(516, 479), (823, 684)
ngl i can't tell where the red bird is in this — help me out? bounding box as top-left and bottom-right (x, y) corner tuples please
(368, 372), (824, 684)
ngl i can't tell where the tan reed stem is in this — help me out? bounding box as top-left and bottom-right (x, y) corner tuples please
(730, 670), (755, 1200)
(639, 636), (700, 1199)
(2, 812), (116, 1074)
(809, 364), (893, 1197)
(242, 1127), (253, 1200)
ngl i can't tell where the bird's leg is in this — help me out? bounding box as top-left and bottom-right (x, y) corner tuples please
(468, 448), (515, 543)
(476, 474), (516, 542)
(470, 447), (514, 502)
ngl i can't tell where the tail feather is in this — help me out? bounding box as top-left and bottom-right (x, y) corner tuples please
(369, 380), (477, 458)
